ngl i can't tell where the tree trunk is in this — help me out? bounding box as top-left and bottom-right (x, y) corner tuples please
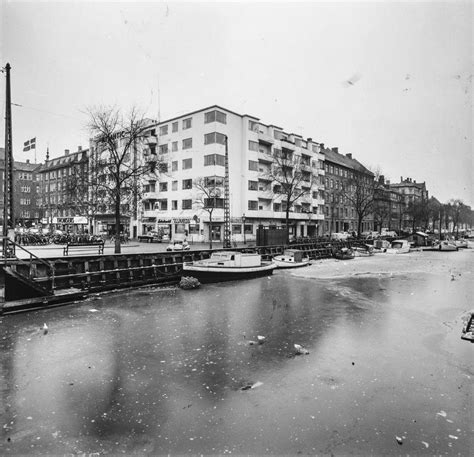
(209, 212), (213, 250)
(357, 215), (363, 239)
(114, 188), (121, 254)
(285, 206), (290, 244)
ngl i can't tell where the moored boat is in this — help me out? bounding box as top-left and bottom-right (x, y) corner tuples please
(386, 239), (411, 254)
(332, 246), (355, 260)
(273, 249), (310, 268)
(182, 251), (276, 283)
(433, 240), (458, 251)
(454, 238), (468, 249)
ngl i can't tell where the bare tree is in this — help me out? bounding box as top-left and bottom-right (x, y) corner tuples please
(193, 176), (224, 249)
(86, 105), (159, 253)
(262, 149), (314, 243)
(340, 168), (378, 238)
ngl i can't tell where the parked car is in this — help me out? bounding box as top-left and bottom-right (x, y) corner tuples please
(138, 231), (162, 243)
(331, 232), (350, 241)
(166, 239), (190, 251)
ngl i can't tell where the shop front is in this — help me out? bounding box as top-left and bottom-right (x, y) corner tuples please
(52, 216), (89, 234)
(93, 215), (130, 237)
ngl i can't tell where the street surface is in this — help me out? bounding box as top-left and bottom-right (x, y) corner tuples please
(1, 247), (473, 455)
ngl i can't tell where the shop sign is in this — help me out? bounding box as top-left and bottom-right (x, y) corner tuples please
(172, 218), (190, 223)
(73, 216), (88, 224)
(157, 218), (172, 223)
(54, 217), (74, 224)
(230, 217), (243, 223)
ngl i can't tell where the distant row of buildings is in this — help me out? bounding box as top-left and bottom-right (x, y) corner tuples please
(0, 104), (456, 242)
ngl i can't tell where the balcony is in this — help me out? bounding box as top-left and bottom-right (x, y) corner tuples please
(257, 131), (275, 146)
(142, 210), (157, 218)
(142, 191), (160, 200)
(146, 135), (157, 145)
(258, 149), (273, 163)
(281, 139), (296, 152)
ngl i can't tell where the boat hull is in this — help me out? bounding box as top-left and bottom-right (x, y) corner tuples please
(182, 262), (277, 283)
(273, 257), (310, 269)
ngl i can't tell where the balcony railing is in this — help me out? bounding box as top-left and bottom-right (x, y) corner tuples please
(257, 131), (275, 145)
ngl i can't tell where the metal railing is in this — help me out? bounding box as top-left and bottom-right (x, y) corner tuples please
(1, 236), (55, 292)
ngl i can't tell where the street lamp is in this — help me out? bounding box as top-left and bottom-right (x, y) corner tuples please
(242, 213), (246, 244)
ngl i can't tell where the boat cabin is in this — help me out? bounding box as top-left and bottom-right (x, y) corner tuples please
(280, 249), (305, 263)
(205, 251), (262, 267)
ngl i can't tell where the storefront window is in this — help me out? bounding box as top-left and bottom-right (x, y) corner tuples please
(232, 224), (242, 234)
(244, 224), (253, 234)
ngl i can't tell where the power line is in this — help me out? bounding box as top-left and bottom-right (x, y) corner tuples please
(11, 102), (83, 121)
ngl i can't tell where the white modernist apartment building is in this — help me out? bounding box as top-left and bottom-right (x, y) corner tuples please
(137, 105), (326, 243)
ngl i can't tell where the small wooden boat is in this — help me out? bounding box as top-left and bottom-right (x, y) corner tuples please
(273, 249), (310, 268)
(434, 240), (458, 251)
(182, 251), (276, 283)
(386, 239), (411, 254)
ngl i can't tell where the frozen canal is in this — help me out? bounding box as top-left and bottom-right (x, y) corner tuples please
(1, 249), (473, 455)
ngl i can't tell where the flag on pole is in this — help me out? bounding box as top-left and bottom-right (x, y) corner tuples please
(23, 137), (36, 152)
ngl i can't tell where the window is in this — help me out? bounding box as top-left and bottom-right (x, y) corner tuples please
(182, 158), (192, 169)
(249, 120), (259, 132)
(204, 176), (224, 187)
(172, 180), (178, 191)
(159, 125), (168, 136)
(182, 199), (192, 209)
(183, 118), (192, 129)
(172, 121), (178, 132)
(244, 224), (253, 235)
(232, 224), (242, 234)
(157, 199), (168, 211)
(330, 179), (334, 189)
(248, 200), (258, 211)
(248, 180), (258, 191)
(248, 140), (259, 151)
(204, 154), (225, 166)
(182, 138), (192, 149)
(248, 160), (258, 171)
(159, 144), (168, 154)
(204, 198), (224, 208)
(172, 161), (178, 172)
(205, 110), (227, 124)
(172, 141), (178, 152)
(171, 200), (178, 210)
(330, 166), (334, 174)
(204, 132), (226, 145)
(182, 179), (192, 190)
(273, 203), (281, 212)
(159, 182), (168, 192)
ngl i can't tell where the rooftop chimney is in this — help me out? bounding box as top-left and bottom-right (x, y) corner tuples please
(346, 153), (352, 159)
(378, 175), (385, 184)
(307, 137), (312, 142)
(386, 179), (390, 185)
(26, 159), (30, 164)
(320, 143), (325, 149)
(400, 176), (403, 182)
(332, 147), (338, 153)
(78, 146), (82, 151)
(64, 149), (69, 155)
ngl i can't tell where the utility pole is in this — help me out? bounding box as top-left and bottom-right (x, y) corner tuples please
(223, 136), (231, 249)
(3, 63), (14, 255)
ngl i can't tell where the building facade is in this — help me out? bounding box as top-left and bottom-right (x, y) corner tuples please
(0, 150), (40, 228)
(36, 147), (89, 233)
(321, 146), (375, 235)
(136, 105), (326, 242)
(373, 177), (404, 232)
(388, 176), (429, 231)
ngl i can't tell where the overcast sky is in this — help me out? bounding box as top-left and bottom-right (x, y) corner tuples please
(1, 0), (472, 205)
